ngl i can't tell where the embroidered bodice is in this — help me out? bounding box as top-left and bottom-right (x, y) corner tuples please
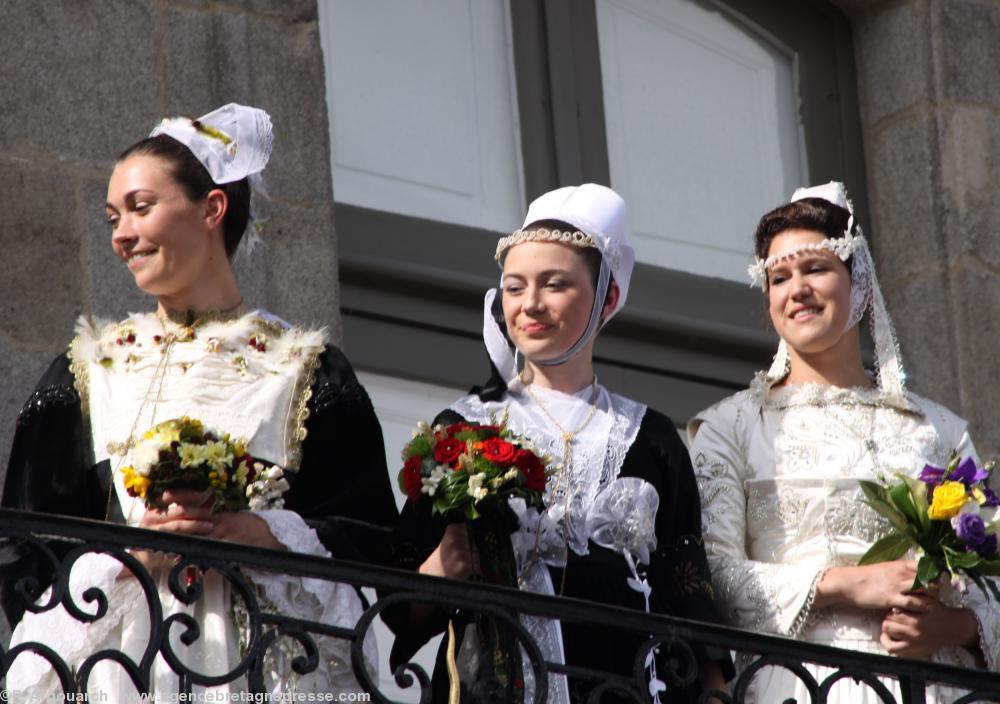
(69, 310), (325, 522)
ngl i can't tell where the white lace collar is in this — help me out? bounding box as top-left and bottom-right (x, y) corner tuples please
(450, 384), (647, 556)
(749, 371), (923, 415)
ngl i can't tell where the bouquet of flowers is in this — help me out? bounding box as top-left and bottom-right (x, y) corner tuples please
(859, 453), (1000, 598)
(398, 419), (554, 703)
(121, 416), (289, 513)
(399, 420), (551, 519)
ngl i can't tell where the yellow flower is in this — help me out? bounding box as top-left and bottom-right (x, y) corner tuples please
(178, 443), (206, 468)
(973, 487), (988, 505)
(928, 481), (970, 520)
(121, 466), (151, 498)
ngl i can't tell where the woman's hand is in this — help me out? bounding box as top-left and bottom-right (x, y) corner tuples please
(814, 560), (937, 611)
(419, 523), (480, 580)
(881, 599), (982, 661)
(124, 490), (217, 577)
(206, 511), (285, 550)
(138, 489), (216, 535)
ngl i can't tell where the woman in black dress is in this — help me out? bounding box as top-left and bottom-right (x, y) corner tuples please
(2, 103), (397, 699)
(385, 184), (731, 703)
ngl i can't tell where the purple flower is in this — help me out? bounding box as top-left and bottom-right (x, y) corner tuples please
(956, 512), (997, 557)
(950, 457), (989, 486)
(978, 534), (999, 558)
(983, 487), (1000, 508)
(919, 464), (946, 488)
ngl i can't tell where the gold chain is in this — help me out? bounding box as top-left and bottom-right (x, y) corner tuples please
(523, 376), (599, 594)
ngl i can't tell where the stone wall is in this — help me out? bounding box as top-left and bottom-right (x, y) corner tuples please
(833, 0), (1000, 455)
(0, 1), (340, 471)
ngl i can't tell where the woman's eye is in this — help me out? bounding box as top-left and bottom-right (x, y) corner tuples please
(107, 215), (119, 229)
(503, 285), (523, 295)
(769, 274), (787, 286)
(134, 202), (151, 213)
(546, 280), (567, 289)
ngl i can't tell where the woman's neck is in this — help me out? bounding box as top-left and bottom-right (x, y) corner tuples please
(784, 328), (872, 389)
(156, 261), (243, 318)
(523, 353), (595, 395)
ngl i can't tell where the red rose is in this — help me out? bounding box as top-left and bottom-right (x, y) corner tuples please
(402, 456), (423, 500)
(446, 422), (473, 435)
(480, 437), (518, 466)
(434, 438), (467, 466)
(515, 450), (546, 491)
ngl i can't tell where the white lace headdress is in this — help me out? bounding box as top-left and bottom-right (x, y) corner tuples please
(748, 181), (907, 402)
(150, 103), (273, 252)
(484, 183), (636, 389)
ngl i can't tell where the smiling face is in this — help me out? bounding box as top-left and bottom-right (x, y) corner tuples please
(106, 154), (224, 298)
(500, 240), (605, 363)
(766, 228), (854, 356)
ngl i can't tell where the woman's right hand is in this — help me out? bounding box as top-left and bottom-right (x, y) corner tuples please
(138, 489), (217, 535)
(418, 523), (480, 580)
(814, 560), (938, 611)
(123, 490), (217, 578)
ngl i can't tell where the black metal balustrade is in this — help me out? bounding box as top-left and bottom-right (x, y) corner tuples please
(1, 509), (1000, 703)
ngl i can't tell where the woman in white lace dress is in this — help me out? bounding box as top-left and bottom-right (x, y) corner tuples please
(2, 105), (396, 700)
(688, 182), (998, 702)
(385, 184), (732, 704)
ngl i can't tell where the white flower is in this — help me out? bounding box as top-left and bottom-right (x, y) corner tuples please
(132, 442), (162, 475)
(421, 467), (447, 497)
(467, 472), (487, 500)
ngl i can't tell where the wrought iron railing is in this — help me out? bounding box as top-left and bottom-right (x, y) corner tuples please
(1, 509), (999, 703)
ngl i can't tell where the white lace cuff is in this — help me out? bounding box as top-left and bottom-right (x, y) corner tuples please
(250, 509), (377, 693)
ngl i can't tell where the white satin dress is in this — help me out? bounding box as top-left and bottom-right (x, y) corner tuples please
(688, 380), (1000, 703)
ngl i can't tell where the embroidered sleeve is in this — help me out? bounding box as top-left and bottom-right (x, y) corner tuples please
(690, 402), (824, 636)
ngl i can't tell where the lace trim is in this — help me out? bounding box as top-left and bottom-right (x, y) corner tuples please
(789, 567), (829, 638)
(495, 227), (595, 262)
(450, 389), (646, 555)
(67, 332), (92, 440)
(286, 346), (322, 471)
(749, 376), (922, 415)
(252, 510), (374, 691)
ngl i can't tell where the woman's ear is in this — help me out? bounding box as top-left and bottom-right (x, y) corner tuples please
(601, 279), (621, 320)
(204, 188), (228, 231)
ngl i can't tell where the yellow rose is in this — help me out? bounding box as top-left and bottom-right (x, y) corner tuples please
(928, 481), (970, 520)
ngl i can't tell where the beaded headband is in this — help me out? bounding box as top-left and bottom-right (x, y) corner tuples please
(494, 228), (596, 262)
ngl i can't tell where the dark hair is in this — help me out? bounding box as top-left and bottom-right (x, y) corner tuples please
(517, 219), (603, 286)
(117, 134), (250, 258)
(753, 197), (853, 270)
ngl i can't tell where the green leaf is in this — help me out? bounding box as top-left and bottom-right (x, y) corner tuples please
(942, 545), (980, 571)
(888, 481), (921, 525)
(859, 481), (911, 532)
(858, 532), (913, 565)
(915, 554), (942, 589)
(897, 473), (930, 528)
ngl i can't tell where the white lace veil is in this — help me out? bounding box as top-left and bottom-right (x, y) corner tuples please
(149, 103), (273, 254)
(748, 181), (907, 402)
(483, 184), (636, 390)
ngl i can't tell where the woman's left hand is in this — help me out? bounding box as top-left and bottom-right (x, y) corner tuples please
(206, 511), (286, 551)
(880, 597), (981, 659)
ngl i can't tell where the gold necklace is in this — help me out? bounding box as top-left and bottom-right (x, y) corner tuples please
(104, 301), (246, 520)
(523, 376), (599, 594)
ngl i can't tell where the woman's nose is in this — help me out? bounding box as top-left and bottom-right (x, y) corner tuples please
(523, 285), (544, 313)
(789, 272), (812, 299)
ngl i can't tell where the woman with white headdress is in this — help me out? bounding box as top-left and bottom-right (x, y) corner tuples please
(2, 104), (397, 700)
(384, 184), (733, 703)
(688, 182), (1000, 702)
